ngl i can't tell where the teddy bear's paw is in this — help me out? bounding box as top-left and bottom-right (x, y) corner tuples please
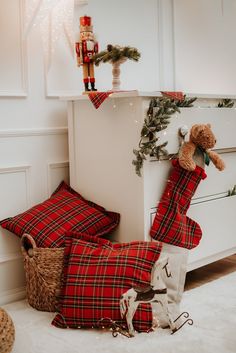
(179, 159), (196, 171)
(216, 161), (225, 171)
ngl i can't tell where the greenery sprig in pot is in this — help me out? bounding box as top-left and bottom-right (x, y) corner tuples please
(93, 44), (141, 90)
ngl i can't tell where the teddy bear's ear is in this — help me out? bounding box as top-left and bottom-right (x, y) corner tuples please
(207, 123), (211, 128)
(191, 124), (204, 139)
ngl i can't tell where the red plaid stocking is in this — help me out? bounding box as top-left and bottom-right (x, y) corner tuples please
(150, 159), (207, 249)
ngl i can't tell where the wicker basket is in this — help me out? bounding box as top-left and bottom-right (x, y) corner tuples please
(0, 308), (15, 353)
(21, 233), (64, 312)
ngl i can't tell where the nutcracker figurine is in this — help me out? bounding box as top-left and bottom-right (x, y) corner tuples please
(75, 16), (98, 92)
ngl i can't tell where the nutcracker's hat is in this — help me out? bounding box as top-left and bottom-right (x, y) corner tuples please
(80, 15), (93, 32)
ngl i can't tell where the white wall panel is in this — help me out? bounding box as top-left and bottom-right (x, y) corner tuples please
(0, 0), (70, 305)
(157, 0), (175, 90)
(0, 230), (22, 267)
(45, 40), (81, 97)
(0, 165), (31, 257)
(0, 132), (69, 304)
(46, 0), (160, 94)
(47, 161), (69, 196)
(0, 259), (25, 292)
(173, 0), (236, 94)
(0, 166), (31, 219)
(0, 133), (69, 201)
(0, 0), (27, 96)
(0, 259), (26, 305)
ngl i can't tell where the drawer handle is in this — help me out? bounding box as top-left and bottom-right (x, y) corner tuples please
(228, 185), (236, 196)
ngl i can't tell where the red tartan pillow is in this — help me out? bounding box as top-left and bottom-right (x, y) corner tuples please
(52, 233), (162, 332)
(0, 182), (120, 248)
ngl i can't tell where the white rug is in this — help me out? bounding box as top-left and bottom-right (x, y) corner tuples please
(3, 271), (236, 353)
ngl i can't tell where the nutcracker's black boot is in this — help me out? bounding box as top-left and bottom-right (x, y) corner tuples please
(90, 82), (97, 91)
(84, 82), (90, 92)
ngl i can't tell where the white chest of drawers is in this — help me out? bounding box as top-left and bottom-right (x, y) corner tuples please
(65, 92), (236, 271)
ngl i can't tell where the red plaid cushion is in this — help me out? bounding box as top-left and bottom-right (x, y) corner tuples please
(150, 159), (207, 249)
(52, 233), (162, 331)
(0, 182), (120, 248)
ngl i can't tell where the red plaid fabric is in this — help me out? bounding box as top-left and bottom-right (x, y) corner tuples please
(88, 90), (137, 109)
(88, 91), (114, 109)
(89, 91), (184, 109)
(0, 182), (120, 248)
(161, 91), (184, 101)
(52, 233), (162, 331)
(150, 159), (207, 249)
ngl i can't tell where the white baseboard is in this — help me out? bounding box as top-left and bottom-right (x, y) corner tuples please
(187, 247), (236, 272)
(0, 252), (22, 264)
(0, 127), (68, 138)
(0, 286), (26, 306)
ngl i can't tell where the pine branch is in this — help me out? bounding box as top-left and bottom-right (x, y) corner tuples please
(217, 99), (234, 108)
(176, 95), (197, 107)
(133, 95), (197, 176)
(93, 44), (141, 65)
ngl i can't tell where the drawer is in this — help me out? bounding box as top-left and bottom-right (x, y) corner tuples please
(193, 151), (236, 199)
(188, 195), (236, 269)
(157, 108), (236, 154)
(146, 151), (236, 208)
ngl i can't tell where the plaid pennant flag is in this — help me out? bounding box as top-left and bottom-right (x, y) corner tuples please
(88, 91), (185, 109)
(161, 91), (184, 101)
(88, 90), (138, 109)
(88, 91), (114, 109)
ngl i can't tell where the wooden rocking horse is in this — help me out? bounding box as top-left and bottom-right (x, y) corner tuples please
(120, 256), (177, 337)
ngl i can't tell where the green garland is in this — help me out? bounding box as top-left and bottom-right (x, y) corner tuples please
(93, 44), (141, 65)
(132, 95), (197, 176)
(217, 99), (234, 108)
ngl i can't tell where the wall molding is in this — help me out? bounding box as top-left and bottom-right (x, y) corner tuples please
(0, 252), (22, 264)
(157, 0), (175, 90)
(0, 287), (26, 306)
(47, 161), (69, 196)
(19, 0), (28, 96)
(75, 0), (88, 5)
(187, 246), (236, 272)
(48, 161), (69, 170)
(67, 102), (77, 186)
(0, 127), (68, 138)
(0, 90), (27, 97)
(45, 89), (81, 99)
(0, 165), (32, 209)
(0, 0), (28, 97)
(0, 165), (31, 172)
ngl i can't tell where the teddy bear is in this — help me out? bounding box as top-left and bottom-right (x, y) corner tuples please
(178, 123), (225, 171)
